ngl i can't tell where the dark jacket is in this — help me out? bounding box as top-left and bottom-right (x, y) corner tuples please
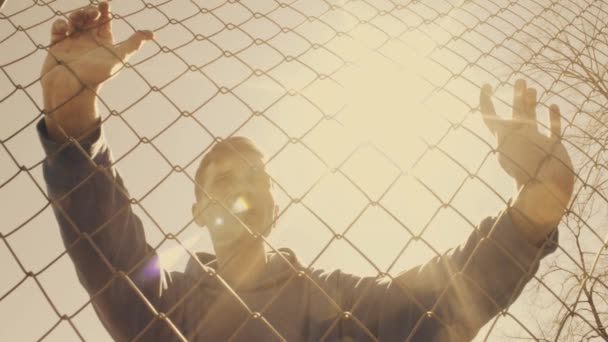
(38, 119), (557, 341)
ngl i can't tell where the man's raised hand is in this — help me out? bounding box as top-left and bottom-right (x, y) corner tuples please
(41, 2), (154, 142)
(479, 79), (575, 243)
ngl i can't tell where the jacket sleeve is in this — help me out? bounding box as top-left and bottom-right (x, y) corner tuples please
(37, 119), (182, 341)
(334, 209), (558, 341)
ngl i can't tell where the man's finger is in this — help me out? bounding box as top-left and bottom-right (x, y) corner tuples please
(523, 87), (538, 131)
(549, 104), (562, 139)
(113, 30), (155, 61)
(512, 79), (526, 122)
(68, 9), (87, 31)
(82, 5), (101, 30)
(479, 84), (501, 135)
(50, 19), (68, 44)
(97, 2), (113, 42)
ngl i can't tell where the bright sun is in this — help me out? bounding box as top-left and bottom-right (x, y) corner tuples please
(337, 50), (444, 167)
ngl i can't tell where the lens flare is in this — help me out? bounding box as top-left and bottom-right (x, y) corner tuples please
(231, 196), (249, 214)
(140, 233), (202, 278)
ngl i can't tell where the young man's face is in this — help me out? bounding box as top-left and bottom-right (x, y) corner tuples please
(193, 151), (277, 250)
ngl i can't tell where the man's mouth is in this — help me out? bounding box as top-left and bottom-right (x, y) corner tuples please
(238, 206), (262, 226)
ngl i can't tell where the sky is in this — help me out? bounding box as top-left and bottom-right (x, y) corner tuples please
(0, 0), (604, 341)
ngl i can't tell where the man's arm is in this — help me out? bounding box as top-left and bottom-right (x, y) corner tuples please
(39, 4), (182, 340)
(389, 209), (558, 341)
(390, 79), (574, 339)
(40, 119), (169, 340)
(391, 80), (574, 339)
(321, 209), (556, 341)
(331, 80), (574, 340)
(479, 79), (574, 246)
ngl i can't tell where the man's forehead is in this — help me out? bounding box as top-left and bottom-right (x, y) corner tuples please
(205, 152), (265, 179)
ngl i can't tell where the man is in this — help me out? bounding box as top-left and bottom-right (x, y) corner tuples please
(39, 2), (574, 341)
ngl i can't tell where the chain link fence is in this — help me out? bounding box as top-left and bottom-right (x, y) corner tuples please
(1, 0), (607, 340)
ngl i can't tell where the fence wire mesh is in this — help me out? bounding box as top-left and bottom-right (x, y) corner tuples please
(1, 0), (607, 341)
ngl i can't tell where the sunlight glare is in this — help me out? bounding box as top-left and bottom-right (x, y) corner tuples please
(341, 52), (431, 145)
(232, 196), (250, 214)
(156, 233), (203, 271)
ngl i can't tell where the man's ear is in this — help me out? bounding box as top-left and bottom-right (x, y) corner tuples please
(263, 205), (280, 237)
(192, 202), (206, 227)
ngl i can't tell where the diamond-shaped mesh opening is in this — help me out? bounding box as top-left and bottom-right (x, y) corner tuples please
(70, 303), (113, 341)
(382, 174), (443, 236)
(232, 72), (288, 111)
(0, 90), (39, 140)
(37, 252), (89, 314)
(161, 70), (218, 113)
(120, 90), (182, 139)
(203, 55), (253, 90)
(0, 171), (47, 237)
(7, 206), (65, 273)
(99, 67), (150, 112)
(411, 148), (469, 202)
(0, 278), (59, 341)
(2, 0), (607, 341)
(113, 140), (173, 199)
(264, 94), (324, 138)
(0, 31), (36, 66)
(268, 201), (334, 263)
(267, 140), (326, 199)
(345, 205), (411, 272)
(3, 48), (47, 87)
(0, 240), (24, 297)
(0, 145), (18, 186)
(303, 171), (369, 233)
(340, 144), (401, 201)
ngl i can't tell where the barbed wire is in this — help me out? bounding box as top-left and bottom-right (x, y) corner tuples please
(1, 0), (607, 341)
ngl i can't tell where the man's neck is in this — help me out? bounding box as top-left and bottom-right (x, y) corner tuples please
(215, 240), (268, 288)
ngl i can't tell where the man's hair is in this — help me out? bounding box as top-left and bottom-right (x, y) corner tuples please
(194, 136), (264, 201)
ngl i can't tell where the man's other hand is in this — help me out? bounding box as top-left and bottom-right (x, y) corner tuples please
(41, 2), (154, 142)
(479, 79), (575, 244)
